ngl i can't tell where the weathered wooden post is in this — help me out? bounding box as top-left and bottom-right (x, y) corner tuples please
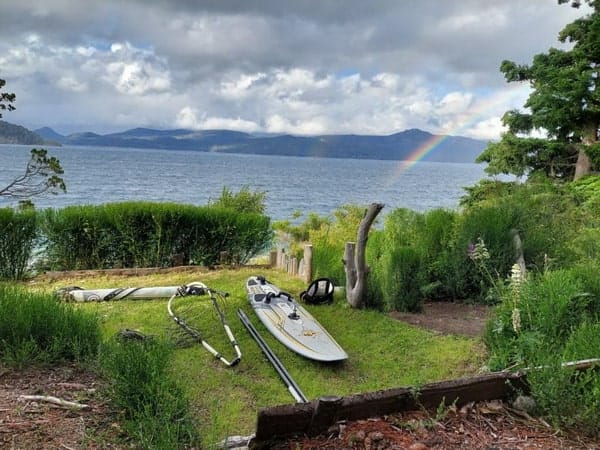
(269, 250), (277, 268)
(277, 248), (285, 269)
(290, 256), (298, 275)
(303, 244), (313, 283)
(344, 202), (384, 308)
(219, 251), (229, 265)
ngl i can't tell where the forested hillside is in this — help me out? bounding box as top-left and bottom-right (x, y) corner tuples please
(0, 120), (54, 145)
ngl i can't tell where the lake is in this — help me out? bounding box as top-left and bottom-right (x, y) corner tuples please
(0, 144), (490, 221)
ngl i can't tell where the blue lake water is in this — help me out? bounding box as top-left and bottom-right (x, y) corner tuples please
(0, 144), (490, 221)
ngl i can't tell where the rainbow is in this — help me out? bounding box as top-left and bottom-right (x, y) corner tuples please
(384, 84), (526, 186)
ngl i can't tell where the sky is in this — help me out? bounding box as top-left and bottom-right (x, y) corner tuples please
(0, 0), (590, 141)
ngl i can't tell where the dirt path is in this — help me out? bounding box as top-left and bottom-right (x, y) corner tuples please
(0, 365), (119, 449)
(390, 302), (493, 337)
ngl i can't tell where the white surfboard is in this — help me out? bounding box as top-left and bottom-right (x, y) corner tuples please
(246, 276), (347, 362)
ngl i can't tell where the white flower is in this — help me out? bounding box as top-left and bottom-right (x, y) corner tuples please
(512, 308), (521, 334)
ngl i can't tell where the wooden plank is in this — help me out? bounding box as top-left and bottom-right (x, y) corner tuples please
(254, 402), (314, 441)
(253, 359), (600, 444)
(254, 371), (526, 442)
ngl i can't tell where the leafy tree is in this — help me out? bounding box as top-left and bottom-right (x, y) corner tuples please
(0, 148), (66, 200)
(478, 0), (600, 180)
(0, 78), (66, 203)
(0, 78), (16, 117)
(209, 185), (266, 214)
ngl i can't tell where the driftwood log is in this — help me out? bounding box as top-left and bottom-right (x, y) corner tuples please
(343, 202), (384, 308)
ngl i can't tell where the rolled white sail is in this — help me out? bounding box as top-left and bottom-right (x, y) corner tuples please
(60, 286), (182, 302)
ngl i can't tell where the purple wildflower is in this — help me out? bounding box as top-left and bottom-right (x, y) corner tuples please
(467, 241), (475, 259)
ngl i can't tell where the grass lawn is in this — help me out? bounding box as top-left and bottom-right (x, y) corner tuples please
(38, 267), (487, 446)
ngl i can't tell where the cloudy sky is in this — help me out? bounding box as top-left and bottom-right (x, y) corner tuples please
(0, 0), (590, 140)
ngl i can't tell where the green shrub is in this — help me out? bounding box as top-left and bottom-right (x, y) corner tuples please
(567, 174), (600, 209)
(306, 205), (372, 284)
(462, 176), (589, 273)
(0, 284), (101, 367)
(209, 185), (267, 214)
(460, 179), (518, 208)
(217, 208), (274, 265)
(417, 209), (459, 300)
(452, 202), (523, 302)
(98, 337), (200, 449)
(0, 207), (38, 280)
(563, 321), (600, 362)
(380, 246), (423, 312)
(484, 265), (600, 370)
(483, 259), (600, 434)
(365, 209), (425, 311)
(527, 358), (600, 435)
(104, 203), (158, 268)
(40, 205), (113, 270)
(363, 230), (386, 310)
(312, 242), (345, 284)
(40, 202), (273, 269)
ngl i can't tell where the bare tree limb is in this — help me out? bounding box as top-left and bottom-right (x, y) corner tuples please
(0, 148), (66, 199)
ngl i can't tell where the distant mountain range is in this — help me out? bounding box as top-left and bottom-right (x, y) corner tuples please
(1, 120), (490, 163)
(0, 120), (51, 145)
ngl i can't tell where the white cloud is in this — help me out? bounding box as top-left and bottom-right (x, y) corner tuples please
(438, 8), (507, 33)
(56, 75), (87, 92)
(200, 116), (259, 132)
(219, 72), (268, 98)
(102, 42), (171, 95)
(105, 60), (171, 95)
(438, 92), (474, 116)
(467, 117), (505, 141)
(175, 107), (200, 129)
(265, 114), (328, 135)
(175, 107), (259, 132)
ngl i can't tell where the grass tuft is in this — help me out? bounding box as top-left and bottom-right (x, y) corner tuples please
(0, 283), (100, 367)
(98, 336), (200, 449)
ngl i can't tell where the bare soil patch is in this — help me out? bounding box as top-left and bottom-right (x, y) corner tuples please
(0, 364), (120, 449)
(390, 301), (492, 337)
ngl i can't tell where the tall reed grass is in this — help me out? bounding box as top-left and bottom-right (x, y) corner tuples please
(0, 284), (101, 367)
(0, 208), (37, 280)
(98, 337), (200, 449)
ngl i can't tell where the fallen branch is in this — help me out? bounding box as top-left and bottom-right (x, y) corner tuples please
(17, 395), (90, 410)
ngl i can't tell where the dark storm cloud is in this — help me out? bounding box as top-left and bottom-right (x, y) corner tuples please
(0, 0), (590, 137)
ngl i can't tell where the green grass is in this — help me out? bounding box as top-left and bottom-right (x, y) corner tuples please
(98, 337), (201, 448)
(40, 267), (485, 447)
(0, 283), (101, 367)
